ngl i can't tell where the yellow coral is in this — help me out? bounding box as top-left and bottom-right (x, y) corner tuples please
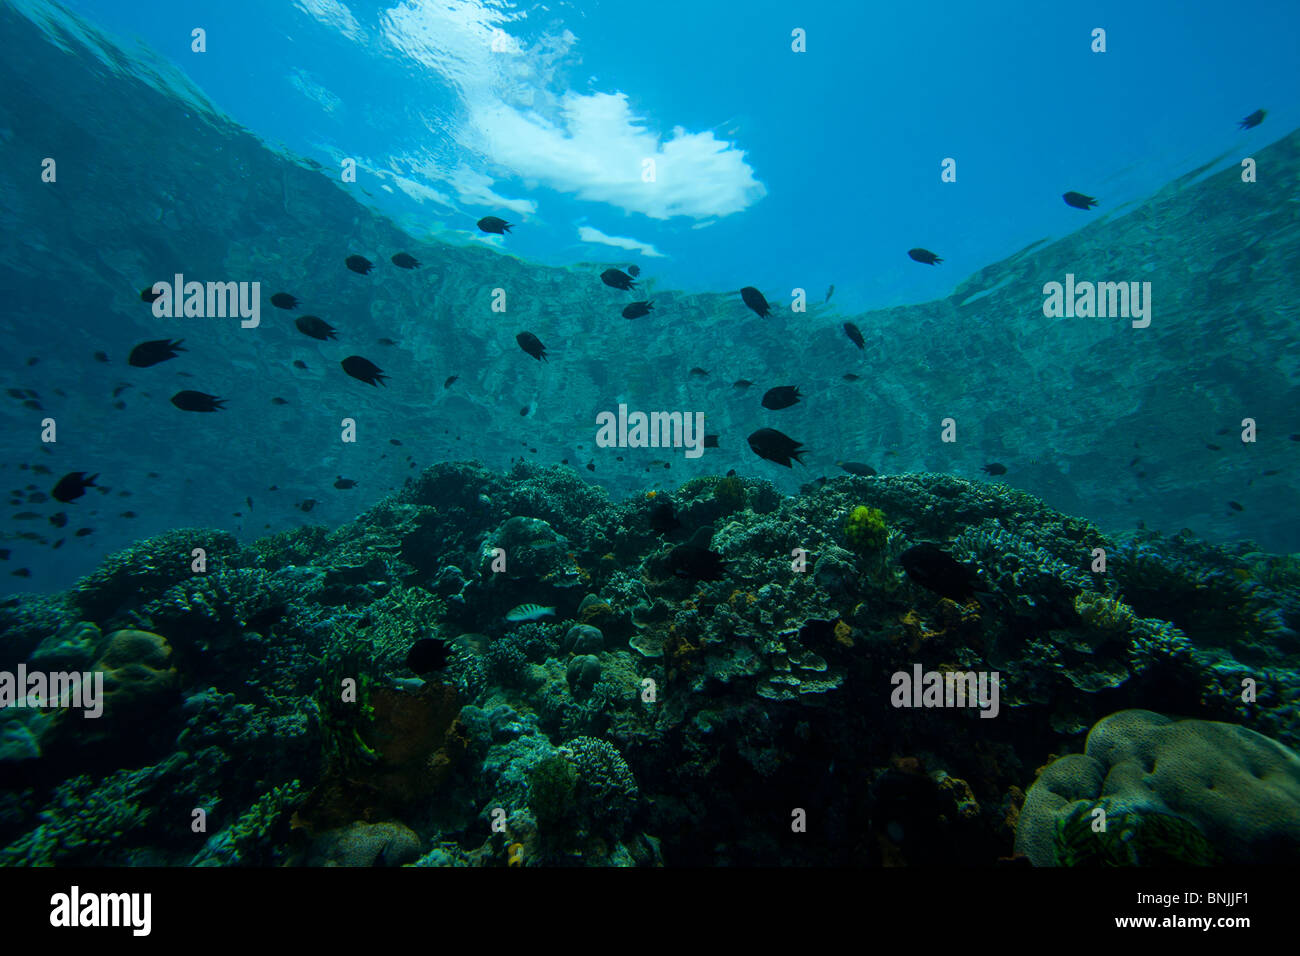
(845, 505), (888, 553)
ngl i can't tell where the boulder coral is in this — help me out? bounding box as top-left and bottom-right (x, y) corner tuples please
(1016, 710), (1300, 865)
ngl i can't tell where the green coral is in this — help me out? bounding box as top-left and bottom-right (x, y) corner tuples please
(528, 753), (578, 837)
(1052, 798), (1221, 867)
(844, 505), (888, 554)
(190, 780), (304, 866)
(0, 754), (187, 866)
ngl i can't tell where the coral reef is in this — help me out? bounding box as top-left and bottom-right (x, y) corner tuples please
(2, 463), (1297, 867)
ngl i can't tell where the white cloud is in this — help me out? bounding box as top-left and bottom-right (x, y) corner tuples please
(374, 0), (764, 221)
(577, 226), (665, 258)
(449, 166), (536, 216)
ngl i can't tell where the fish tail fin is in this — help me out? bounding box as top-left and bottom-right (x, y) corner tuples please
(85, 473), (99, 486)
(792, 449), (809, 466)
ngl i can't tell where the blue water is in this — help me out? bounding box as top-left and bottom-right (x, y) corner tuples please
(1, 0), (1298, 593)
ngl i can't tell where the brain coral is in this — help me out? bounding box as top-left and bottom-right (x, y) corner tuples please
(1016, 710), (1300, 865)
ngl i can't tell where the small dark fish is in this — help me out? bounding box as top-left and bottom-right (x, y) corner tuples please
(117, 490), (131, 497)
(622, 301), (654, 319)
(600, 268), (637, 291)
(843, 373), (861, 382)
(5, 389), (24, 399)
(113, 401), (126, 411)
(1062, 192), (1098, 210)
(295, 315), (337, 341)
(843, 322), (865, 350)
(93, 351), (109, 363)
(171, 390), (225, 412)
(627, 265), (641, 277)
(52, 539), (63, 549)
(11, 568), (30, 578)
(836, 461), (876, 477)
(376, 337), (397, 346)
(32, 465), (51, 475)
(520, 406), (530, 416)
(748, 428), (807, 468)
(1290, 434), (1300, 442)
(689, 367), (709, 378)
(245, 497), (252, 510)
(668, 544), (727, 581)
(120, 511), (137, 518)
(762, 385), (803, 410)
(444, 376), (458, 388)
(345, 255), (374, 274)
(1128, 457), (1140, 467)
(52, 472), (97, 503)
(25, 358), (37, 366)
(825, 284), (835, 303)
(22, 400), (42, 411)
(271, 397), (289, 405)
(1205, 443), (1222, 451)
(1228, 501), (1244, 512)
(341, 356), (388, 386)
(140, 286), (163, 303)
(391, 252), (420, 269)
(11, 512), (40, 520)
(477, 216), (512, 235)
(982, 463), (1007, 476)
(740, 286), (771, 317)
(0, 549), (8, 559)
(586, 462), (595, 472)
(49, 512), (68, 527)
(733, 379), (754, 389)
(908, 248), (942, 265)
(1263, 469), (1280, 476)
(74, 527), (94, 537)
(516, 332), (547, 362)
(406, 637), (452, 673)
(704, 434), (719, 448)
(334, 476), (357, 489)
(1238, 109), (1266, 130)
(293, 360), (308, 370)
(1216, 428), (1230, 435)
(111, 384), (133, 399)
(390, 439), (402, 446)
(900, 543), (982, 602)
(26, 492), (46, 503)
(270, 292), (299, 309)
(128, 338), (186, 368)
(297, 498), (317, 512)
